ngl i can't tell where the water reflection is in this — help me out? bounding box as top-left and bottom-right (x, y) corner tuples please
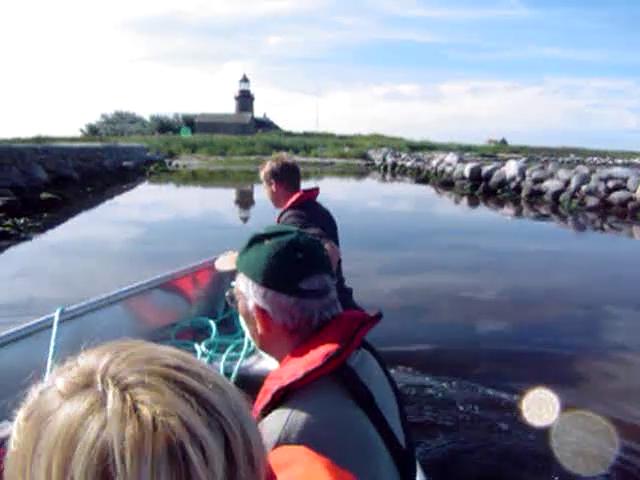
(234, 185), (255, 224)
(1, 175), (639, 479)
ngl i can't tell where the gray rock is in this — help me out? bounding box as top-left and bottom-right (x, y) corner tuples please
(607, 179), (627, 192)
(559, 191), (574, 206)
(522, 182), (543, 199)
(627, 201), (640, 217)
(555, 168), (573, 183)
(503, 159), (526, 182)
(481, 164), (500, 182)
(569, 172), (591, 192)
(573, 165), (591, 176)
(584, 196), (602, 210)
(607, 190), (634, 207)
(597, 166), (635, 181)
(463, 163), (483, 183)
(527, 168), (550, 183)
(442, 152), (460, 166)
(453, 163), (466, 181)
(542, 179), (566, 203)
(488, 169), (508, 191)
(627, 176), (640, 194)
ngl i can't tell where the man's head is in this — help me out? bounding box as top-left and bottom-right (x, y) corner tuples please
(232, 225), (341, 359)
(259, 154), (301, 208)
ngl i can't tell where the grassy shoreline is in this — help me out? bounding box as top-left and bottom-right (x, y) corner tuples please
(2, 131), (639, 160)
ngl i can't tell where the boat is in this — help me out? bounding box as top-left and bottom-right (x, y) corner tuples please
(0, 256), (275, 428)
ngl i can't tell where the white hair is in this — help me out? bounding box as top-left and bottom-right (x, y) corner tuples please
(235, 273), (342, 333)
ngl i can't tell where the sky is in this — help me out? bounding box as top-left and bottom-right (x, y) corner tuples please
(1, 0), (639, 149)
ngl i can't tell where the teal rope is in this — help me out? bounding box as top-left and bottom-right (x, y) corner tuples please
(45, 307), (64, 380)
(165, 308), (255, 383)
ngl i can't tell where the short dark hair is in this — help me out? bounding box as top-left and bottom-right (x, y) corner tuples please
(260, 154), (301, 192)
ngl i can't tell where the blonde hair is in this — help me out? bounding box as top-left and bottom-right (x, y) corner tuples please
(4, 340), (266, 480)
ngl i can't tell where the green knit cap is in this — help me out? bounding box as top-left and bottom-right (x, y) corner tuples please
(236, 225), (334, 298)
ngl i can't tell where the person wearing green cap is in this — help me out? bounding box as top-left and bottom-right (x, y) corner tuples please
(228, 225), (420, 480)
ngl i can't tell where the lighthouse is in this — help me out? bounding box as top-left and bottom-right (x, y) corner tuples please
(235, 74), (255, 115)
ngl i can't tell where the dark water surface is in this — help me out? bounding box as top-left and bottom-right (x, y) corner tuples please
(1, 176), (639, 478)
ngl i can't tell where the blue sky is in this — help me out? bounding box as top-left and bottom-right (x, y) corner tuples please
(2, 0), (639, 149)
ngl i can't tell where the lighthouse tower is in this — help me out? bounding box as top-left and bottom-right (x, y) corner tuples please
(235, 74), (255, 115)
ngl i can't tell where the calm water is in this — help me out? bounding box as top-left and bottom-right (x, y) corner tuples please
(1, 176), (639, 478)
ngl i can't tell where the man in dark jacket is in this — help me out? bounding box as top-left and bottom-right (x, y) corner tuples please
(259, 155), (360, 310)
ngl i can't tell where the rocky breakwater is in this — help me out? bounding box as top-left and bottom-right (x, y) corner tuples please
(0, 144), (163, 251)
(368, 149), (640, 224)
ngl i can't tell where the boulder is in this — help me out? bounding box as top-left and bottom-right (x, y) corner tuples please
(503, 159), (526, 182)
(627, 176), (640, 194)
(607, 190), (634, 207)
(488, 169), (507, 191)
(15, 160), (50, 188)
(606, 179), (627, 192)
(481, 164), (500, 182)
(0, 163), (28, 189)
(555, 168), (573, 183)
(627, 201), (640, 217)
(559, 191), (574, 206)
(596, 167), (635, 181)
(463, 163), (483, 183)
(522, 182), (543, 199)
(442, 152), (460, 167)
(583, 196), (602, 210)
(541, 179), (565, 194)
(573, 165), (591, 176)
(569, 172), (591, 192)
(527, 168), (550, 183)
(453, 163), (466, 181)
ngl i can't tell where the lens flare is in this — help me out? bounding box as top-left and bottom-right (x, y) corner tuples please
(520, 386), (561, 428)
(550, 410), (620, 477)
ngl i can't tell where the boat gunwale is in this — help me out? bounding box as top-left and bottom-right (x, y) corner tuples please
(0, 256), (217, 349)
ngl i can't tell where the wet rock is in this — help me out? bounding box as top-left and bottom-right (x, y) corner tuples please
(39, 192), (64, 209)
(584, 196), (602, 210)
(0, 164), (29, 189)
(15, 160), (50, 188)
(481, 164), (500, 182)
(607, 190), (634, 207)
(463, 163), (482, 183)
(0, 194), (21, 215)
(522, 182), (543, 199)
(476, 182), (492, 196)
(559, 191), (574, 206)
(488, 169), (507, 191)
(628, 176), (640, 194)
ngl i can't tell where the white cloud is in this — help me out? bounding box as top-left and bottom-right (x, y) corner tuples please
(374, 0), (531, 19)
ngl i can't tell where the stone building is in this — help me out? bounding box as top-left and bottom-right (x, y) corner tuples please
(194, 75), (280, 135)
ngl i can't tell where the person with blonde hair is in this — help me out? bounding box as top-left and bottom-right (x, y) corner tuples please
(1, 339), (355, 480)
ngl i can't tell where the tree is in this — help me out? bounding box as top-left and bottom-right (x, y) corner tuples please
(80, 111), (152, 137)
(149, 114), (183, 134)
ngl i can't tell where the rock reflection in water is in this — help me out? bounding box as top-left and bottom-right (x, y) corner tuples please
(234, 185), (255, 224)
(428, 184), (640, 241)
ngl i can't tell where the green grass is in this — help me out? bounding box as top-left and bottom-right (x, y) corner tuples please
(3, 131), (639, 160)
